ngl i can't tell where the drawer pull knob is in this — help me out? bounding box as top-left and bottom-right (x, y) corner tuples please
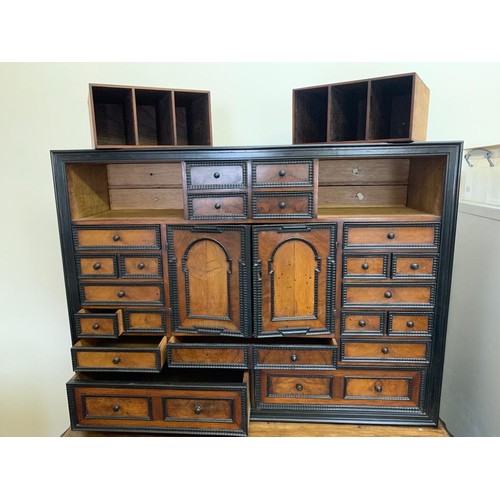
(93, 262), (101, 270)
(361, 263), (369, 270)
(112, 404), (120, 412)
(117, 291), (126, 298)
(279, 201), (286, 208)
(407, 321), (415, 328)
(137, 262), (145, 270)
(410, 263), (420, 270)
(381, 347), (389, 354)
(112, 356), (121, 364)
(194, 405), (203, 415)
(358, 320), (366, 327)
(387, 232), (395, 240)
(92, 323), (100, 330)
(384, 291), (392, 298)
(291, 354), (298, 362)
(112, 235), (121, 241)
(296, 384), (303, 392)
(214, 203), (222, 209)
(374, 384), (383, 393)
(213, 172), (221, 179)
(279, 169), (286, 177)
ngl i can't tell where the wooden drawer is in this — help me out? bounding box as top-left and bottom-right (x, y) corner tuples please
(388, 312), (433, 336)
(340, 339), (431, 363)
(187, 193), (247, 219)
(67, 371), (249, 436)
(341, 311), (385, 336)
(73, 226), (161, 250)
(343, 254), (389, 279)
(252, 192), (314, 219)
(80, 283), (164, 306)
(342, 284), (435, 308)
(255, 370), (336, 407)
(253, 340), (337, 369)
(185, 161), (247, 190)
(343, 223), (440, 249)
(252, 160), (315, 188)
(119, 255), (162, 279)
(391, 254), (438, 279)
(75, 309), (124, 339)
(123, 310), (166, 334)
(338, 369), (423, 407)
(71, 337), (167, 372)
(167, 336), (249, 369)
(76, 255), (118, 279)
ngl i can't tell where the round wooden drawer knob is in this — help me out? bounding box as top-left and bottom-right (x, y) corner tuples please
(279, 169), (286, 177)
(384, 291), (392, 298)
(112, 235), (121, 241)
(112, 404), (120, 412)
(117, 291), (126, 297)
(410, 263), (420, 270)
(381, 347), (389, 354)
(375, 384), (383, 393)
(92, 323), (100, 330)
(279, 201), (286, 208)
(93, 263), (101, 270)
(112, 357), (121, 364)
(194, 405), (203, 415)
(137, 262), (145, 270)
(361, 263), (369, 270)
(296, 384), (303, 392)
(291, 354), (298, 362)
(358, 320), (366, 327)
(214, 203), (222, 209)
(213, 172), (221, 179)
(407, 321), (415, 328)
(387, 232), (395, 240)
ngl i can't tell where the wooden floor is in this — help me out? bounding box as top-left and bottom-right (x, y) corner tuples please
(62, 419), (450, 437)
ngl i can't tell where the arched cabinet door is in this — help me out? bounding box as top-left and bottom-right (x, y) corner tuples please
(167, 225), (251, 337)
(253, 223), (337, 337)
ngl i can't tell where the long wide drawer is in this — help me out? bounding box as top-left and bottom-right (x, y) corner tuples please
(71, 337), (167, 372)
(73, 226), (161, 250)
(340, 339), (431, 364)
(342, 284), (436, 308)
(79, 283), (164, 306)
(67, 370), (249, 436)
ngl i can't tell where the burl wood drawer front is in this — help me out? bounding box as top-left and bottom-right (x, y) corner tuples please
(343, 223), (440, 249)
(119, 255), (162, 278)
(252, 192), (314, 219)
(167, 337), (249, 369)
(75, 309), (124, 339)
(338, 369), (423, 407)
(76, 255), (118, 278)
(73, 226), (161, 250)
(187, 194), (247, 219)
(342, 284), (435, 308)
(340, 340), (431, 363)
(71, 337), (167, 372)
(80, 283), (163, 306)
(67, 372), (249, 436)
(123, 310), (166, 334)
(252, 160), (315, 188)
(185, 161), (247, 190)
(343, 254), (389, 279)
(388, 312), (433, 336)
(253, 342), (337, 369)
(391, 254), (438, 279)
(256, 370), (335, 406)
(341, 312), (385, 336)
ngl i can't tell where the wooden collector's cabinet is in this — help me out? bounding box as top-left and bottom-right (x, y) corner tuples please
(52, 141), (461, 436)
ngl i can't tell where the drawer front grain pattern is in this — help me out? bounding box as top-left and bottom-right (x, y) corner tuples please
(252, 192), (314, 219)
(185, 161), (247, 189)
(343, 254), (389, 279)
(342, 284), (435, 308)
(83, 395), (152, 420)
(75, 309), (124, 338)
(253, 160), (315, 187)
(76, 255), (118, 278)
(253, 344), (337, 369)
(123, 310), (166, 334)
(73, 226), (161, 250)
(388, 312), (433, 336)
(391, 254), (438, 279)
(80, 283), (164, 306)
(341, 340), (431, 363)
(120, 255), (162, 278)
(187, 194), (247, 219)
(341, 312), (385, 335)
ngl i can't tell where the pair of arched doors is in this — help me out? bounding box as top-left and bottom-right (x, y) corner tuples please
(167, 223), (337, 338)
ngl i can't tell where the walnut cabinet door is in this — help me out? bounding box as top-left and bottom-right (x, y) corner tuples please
(253, 224), (337, 337)
(167, 225), (251, 337)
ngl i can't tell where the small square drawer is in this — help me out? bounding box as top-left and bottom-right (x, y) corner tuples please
(185, 161), (247, 190)
(252, 192), (314, 219)
(388, 312), (433, 336)
(167, 336), (249, 369)
(76, 255), (118, 279)
(342, 284), (435, 308)
(343, 254), (389, 279)
(337, 369), (423, 407)
(391, 254), (438, 279)
(187, 193), (247, 220)
(75, 309), (124, 339)
(80, 283), (164, 306)
(252, 160), (315, 188)
(73, 226), (161, 250)
(71, 337), (167, 372)
(67, 370), (249, 436)
(253, 339), (337, 369)
(343, 223), (440, 249)
(341, 312), (385, 336)
(340, 339), (431, 363)
(123, 310), (166, 334)
(119, 255), (163, 278)
(254, 370), (336, 408)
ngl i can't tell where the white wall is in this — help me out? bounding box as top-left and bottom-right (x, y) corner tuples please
(1, 62), (499, 436)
